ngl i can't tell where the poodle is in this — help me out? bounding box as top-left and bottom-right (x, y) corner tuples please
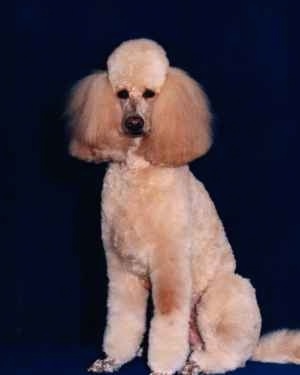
(67, 39), (300, 374)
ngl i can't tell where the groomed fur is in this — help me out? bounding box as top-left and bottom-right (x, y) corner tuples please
(67, 72), (131, 162)
(68, 39), (300, 374)
(137, 68), (212, 166)
(252, 330), (300, 364)
(107, 39), (169, 92)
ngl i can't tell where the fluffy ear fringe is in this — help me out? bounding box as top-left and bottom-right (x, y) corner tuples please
(67, 72), (128, 163)
(137, 67), (212, 166)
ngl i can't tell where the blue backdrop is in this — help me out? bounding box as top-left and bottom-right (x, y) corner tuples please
(12, 1), (299, 374)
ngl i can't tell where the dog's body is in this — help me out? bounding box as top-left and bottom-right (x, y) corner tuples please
(101, 157), (260, 374)
(68, 39), (300, 374)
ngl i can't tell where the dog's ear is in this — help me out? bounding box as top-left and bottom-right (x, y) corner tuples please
(138, 67), (212, 166)
(67, 72), (129, 162)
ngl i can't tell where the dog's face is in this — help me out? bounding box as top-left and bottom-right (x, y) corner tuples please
(67, 39), (212, 166)
(115, 86), (155, 138)
(107, 39), (168, 140)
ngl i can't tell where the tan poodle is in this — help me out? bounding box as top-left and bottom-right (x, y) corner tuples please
(67, 39), (300, 374)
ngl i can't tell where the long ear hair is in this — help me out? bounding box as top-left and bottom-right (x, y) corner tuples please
(67, 72), (130, 162)
(137, 67), (212, 166)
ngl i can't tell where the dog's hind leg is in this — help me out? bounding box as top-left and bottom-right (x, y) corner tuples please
(183, 274), (261, 374)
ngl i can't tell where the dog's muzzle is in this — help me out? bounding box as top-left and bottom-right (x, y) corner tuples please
(123, 115), (145, 137)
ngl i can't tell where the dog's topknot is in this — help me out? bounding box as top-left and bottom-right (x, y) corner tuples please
(107, 39), (169, 93)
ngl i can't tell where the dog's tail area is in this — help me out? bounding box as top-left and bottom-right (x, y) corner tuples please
(251, 329), (300, 364)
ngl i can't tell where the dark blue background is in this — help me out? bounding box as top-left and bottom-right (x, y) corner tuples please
(12, 0), (299, 374)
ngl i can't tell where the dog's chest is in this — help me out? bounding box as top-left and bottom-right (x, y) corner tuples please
(101, 162), (190, 278)
(101, 164), (163, 276)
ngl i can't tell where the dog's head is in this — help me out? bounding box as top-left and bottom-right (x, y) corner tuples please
(67, 39), (212, 166)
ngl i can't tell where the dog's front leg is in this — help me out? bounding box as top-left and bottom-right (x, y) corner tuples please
(90, 251), (149, 372)
(148, 247), (191, 375)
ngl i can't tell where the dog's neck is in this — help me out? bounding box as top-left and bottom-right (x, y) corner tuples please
(110, 138), (184, 173)
(123, 151), (150, 170)
(118, 138), (151, 171)
(106, 145), (189, 196)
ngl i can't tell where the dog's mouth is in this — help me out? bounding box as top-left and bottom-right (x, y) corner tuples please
(123, 128), (146, 137)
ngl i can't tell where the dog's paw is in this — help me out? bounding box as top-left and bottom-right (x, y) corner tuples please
(180, 360), (204, 375)
(87, 357), (120, 373)
(149, 372), (173, 375)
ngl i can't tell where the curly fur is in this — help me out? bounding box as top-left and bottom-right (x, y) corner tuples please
(68, 39), (300, 374)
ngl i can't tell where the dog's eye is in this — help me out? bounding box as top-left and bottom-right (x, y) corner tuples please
(117, 89), (129, 99)
(143, 89), (155, 99)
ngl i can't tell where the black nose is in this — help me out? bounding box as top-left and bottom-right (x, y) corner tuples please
(124, 115), (144, 136)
